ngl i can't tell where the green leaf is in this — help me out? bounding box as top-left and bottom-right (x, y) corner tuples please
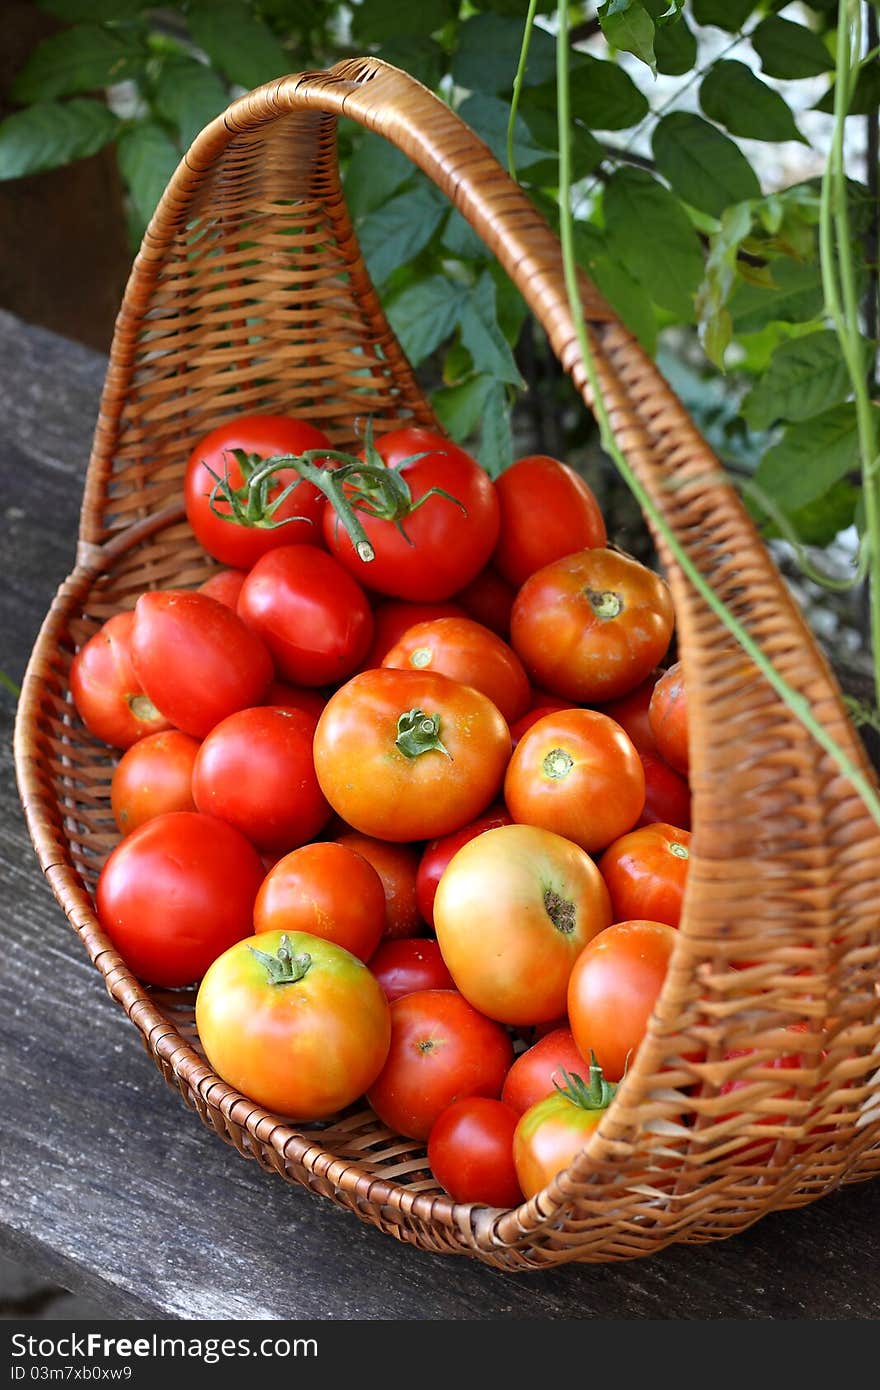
(517, 100), (604, 181)
(751, 17), (833, 80)
(700, 61), (807, 144)
(458, 93), (547, 170)
(11, 23), (147, 102)
(591, 255), (658, 354)
(187, 0), (289, 91)
(451, 13), (558, 93)
(431, 374), (495, 443)
(695, 199), (755, 367)
(0, 98), (119, 179)
(652, 112), (761, 218)
(442, 208), (489, 260)
(457, 271), (525, 387)
(599, 1), (657, 74)
(39, 0), (149, 17)
(154, 58), (228, 151)
(742, 331), (855, 430)
(814, 60), (880, 116)
(757, 478), (860, 547)
(117, 120), (180, 231)
(654, 14), (697, 75)
(358, 181), (448, 287)
(352, 0), (458, 41)
(479, 381), (513, 476)
(753, 404), (860, 512)
(528, 54), (649, 130)
(691, 0), (756, 30)
(374, 38), (445, 90)
(729, 257), (825, 331)
(602, 167), (704, 320)
(344, 132), (413, 221)
(386, 275), (467, 367)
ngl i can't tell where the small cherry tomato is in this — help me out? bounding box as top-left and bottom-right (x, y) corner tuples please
(382, 615), (531, 725)
(637, 751), (692, 831)
(368, 938), (455, 1002)
(649, 661), (689, 775)
(333, 832), (424, 940)
(110, 729), (200, 835)
(501, 1028), (589, 1115)
(253, 841), (386, 962)
(512, 1060), (617, 1199)
(70, 612), (171, 749)
(416, 802), (513, 930)
(504, 708), (645, 854)
(428, 1097), (524, 1208)
(598, 822), (691, 928)
(366, 989), (514, 1141)
(492, 455), (607, 588)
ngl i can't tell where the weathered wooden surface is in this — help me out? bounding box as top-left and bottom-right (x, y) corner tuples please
(3, 308), (880, 1321)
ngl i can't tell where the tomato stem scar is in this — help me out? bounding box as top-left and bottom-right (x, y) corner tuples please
(586, 588), (623, 620)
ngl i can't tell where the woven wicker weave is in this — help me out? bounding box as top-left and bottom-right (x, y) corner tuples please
(14, 58), (880, 1268)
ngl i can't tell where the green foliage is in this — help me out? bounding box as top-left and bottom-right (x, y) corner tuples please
(2, 0), (875, 559)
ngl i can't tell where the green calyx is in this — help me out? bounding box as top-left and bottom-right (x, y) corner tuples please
(555, 1055), (618, 1113)
(395, 708), (451, 760)
(249, 934), (312, 986)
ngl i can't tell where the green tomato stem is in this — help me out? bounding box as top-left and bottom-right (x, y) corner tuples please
(249, 934), (312, 986)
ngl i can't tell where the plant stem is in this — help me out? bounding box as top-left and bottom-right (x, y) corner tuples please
(507, 0), (538, 182)
(555, 4), (880, 830)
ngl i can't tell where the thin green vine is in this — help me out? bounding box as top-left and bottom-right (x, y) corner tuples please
(553, 2), (880, 830)
(507, 0), (538, 183)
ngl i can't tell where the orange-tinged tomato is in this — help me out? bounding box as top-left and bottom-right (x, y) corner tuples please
(382, 615), (531, 725)
(637, 751), (691, 831)
(504, 708), (645, 854)
(433, 824), (613, 1026)
(253, 842), (386, 962)
(598, 822), (691, 928)
(512, 1062), (617, 1199)
(649, 661), (689, 775)
(594, 672), (661, 753)
(110, 729), (199, 835)
(333, 832), (424, 940)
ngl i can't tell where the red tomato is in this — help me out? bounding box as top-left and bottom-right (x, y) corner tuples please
(433, 824), (613, 1026)
(366, 989), (514, 1140)
(237, 544), (373, 687)
(452, 565), (516, 638)
(260, 680), (326, 723)
(594, 673), (660, 754)
(428, 1097), (523, 1207)
(509, 703), (575, 748)
(195, 929), (391, 1119)
(197, 568), (247, 609)
(637, 752), (692, 831)
(492, 455), (607, 588)
(649, 661), (689, 775)
(192, 706), (330, 854)
(313, 668), (512, 842)
(333, 832), (423, 940)
(130, 590), (273, 738)
(253, 842), (385, 962)
(382, 615), (531, 724)
(566, 920), (677, 1082)
(110, 729), (200, 835)
(96, 810), (265, 987)
(368, 938), (455, 1001)
(510, 548), (675, 703)
(501, 1028), (589, 1114)
(512, 1062), (617, 1199)
(416, 802), (513, 930)
(359, 598), (466, 670)
(184, 414), (332, 567)
(322, 427), (500, 601)
(69, 612), (171, 749)
(598, 822), (691, 928)
(504, 708), (645, 854)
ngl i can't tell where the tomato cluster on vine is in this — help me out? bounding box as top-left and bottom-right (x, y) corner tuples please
(73, 412), (712, 1208)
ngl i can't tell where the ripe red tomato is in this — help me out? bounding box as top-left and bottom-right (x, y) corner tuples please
(130, 590), (273, 738)
(96, 810), (266, 987)
(637, 751), (692, 830)
(598, 822), (691, 928)
(649, 661), (689, 775)
(501, 1028), (588, 1114)
(198, 568), (247, 609)
(566, 919), (677, 1082)
(260, 680), (326, 724)
(428, 1097), (523, 1208)
(512, 1062), (617, 1199)
(504, 708), (645, 854)
(184, 414), (332, 567)
(719, 1023), (831, 1156)
(416, 802), (513, 930)
(196, 929), (391, 1120)
(322, 427), (500, 601)
(237, 544), (373, 687)
(368, 938), (455, 1001)
(253, 841), (385, 962)
(382, 615), (531, 724)
(510, 548), (675, 702)
(69, 612), (171, 749)
(452, 565), (516, 638)
(366, 989), (514, 1140)
(492, 455), (607, 588)
(433, 824), (613, 1026)
(333, 832), (423, 940)
(192, 706), (330, 854)
(359, 599), (467, 671)
(594, 672), (660, 753)
(313, 668), (512, 842)
(110, 729), (199, 835)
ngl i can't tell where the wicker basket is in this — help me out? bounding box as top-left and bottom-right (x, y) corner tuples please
(14, 58), (880, 1269)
